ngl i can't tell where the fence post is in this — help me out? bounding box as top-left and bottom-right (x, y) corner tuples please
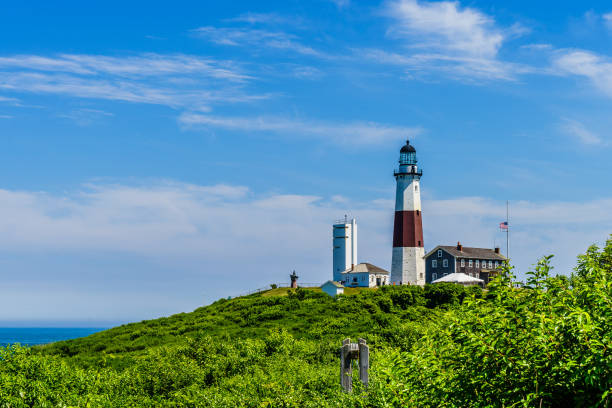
(340, 338), (369, 392)
(340, 338), (352, 392)
(358, 338), (369, 388)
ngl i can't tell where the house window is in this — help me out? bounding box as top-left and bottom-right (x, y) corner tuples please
(475, 260), (479, 268)
(488, 261), (493, 269)
(443, 259), (448, 267)
(437, 250), (442, 258)
(461, 259), (465, 267)
(432, 272), (437, 281)
(432, 260), (437, 268)
(495, 261), (499, 268)
(469, 260), (473, 268)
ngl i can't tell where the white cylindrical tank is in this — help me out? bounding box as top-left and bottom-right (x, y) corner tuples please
(332, 218), (357, 282)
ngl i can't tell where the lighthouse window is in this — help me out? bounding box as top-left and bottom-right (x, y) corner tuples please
(437, 250), (442, 258)
(415, 185), (418, 191)
(432, 260), (437, 268)
(442, 259), (448, 268)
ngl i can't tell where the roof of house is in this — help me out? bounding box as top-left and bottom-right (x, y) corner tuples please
(321, 280), (344, 288)
(426, 245), (507, 261)
(432, 272), (484, 284)
(340, 262), (389, 275)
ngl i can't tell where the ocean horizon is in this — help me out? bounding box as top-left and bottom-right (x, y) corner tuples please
(0, 328), (106, 347)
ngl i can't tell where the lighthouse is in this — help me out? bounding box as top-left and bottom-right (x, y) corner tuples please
(390, 140), (425, 286)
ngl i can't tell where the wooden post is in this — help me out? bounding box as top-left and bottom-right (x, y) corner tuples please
(340, 338), (369, 392)
(340, 338), (352, 392)
(358, 338), (369, 388)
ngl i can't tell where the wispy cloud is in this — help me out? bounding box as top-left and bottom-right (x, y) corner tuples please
(0, 95), (21, 104)
(560, 118), (603, 146)
(554, 49), (612, 98)
(0, 114), (12, 119)
(58, 108), (114, 126)
(193, 26), (324, 57)
(360, 48), (531, 81)
(330, 0), (351, 8)
(0, 54), (248, 81)
(178, 113), (422, 146)
(604, 12), (612, 30)
(225, 12), (297, 25)
(0, 53), (264, 111)
(369, 0), (530, 81)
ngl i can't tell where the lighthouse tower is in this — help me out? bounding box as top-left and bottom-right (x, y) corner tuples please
(390, 140), (425, 286)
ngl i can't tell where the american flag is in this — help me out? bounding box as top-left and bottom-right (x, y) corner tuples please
(499, 221), (508, 230)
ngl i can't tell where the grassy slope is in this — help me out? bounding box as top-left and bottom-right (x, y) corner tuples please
(36, 286), (417, 370)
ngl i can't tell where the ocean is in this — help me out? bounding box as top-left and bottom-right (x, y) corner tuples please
(0, 328), (105, 347)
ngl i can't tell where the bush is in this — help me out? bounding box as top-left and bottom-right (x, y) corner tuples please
(369, 236), (612, 407)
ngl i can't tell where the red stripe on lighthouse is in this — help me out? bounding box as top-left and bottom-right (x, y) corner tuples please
(392, 210), (424, 248)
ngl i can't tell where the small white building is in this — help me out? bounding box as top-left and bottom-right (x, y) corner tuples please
(341, 263), (389, 288)
(321, 280), (344, 297)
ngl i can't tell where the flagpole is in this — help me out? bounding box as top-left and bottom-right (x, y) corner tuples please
(506, 200), (509, 259)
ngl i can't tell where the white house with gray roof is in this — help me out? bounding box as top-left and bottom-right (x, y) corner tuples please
(341, 262), (389, 288)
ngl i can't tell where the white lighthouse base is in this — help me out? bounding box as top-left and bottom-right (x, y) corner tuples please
(390, 247), (426, 286)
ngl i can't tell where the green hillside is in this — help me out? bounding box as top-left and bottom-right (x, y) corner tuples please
(35, 284), (451, 370)
(0, 237), (610, 407)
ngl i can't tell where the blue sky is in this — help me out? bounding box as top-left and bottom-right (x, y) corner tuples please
(0, 0), (611, 325)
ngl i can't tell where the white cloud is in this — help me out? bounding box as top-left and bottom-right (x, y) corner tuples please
(554, 49), (612, 97)
(0, 95), (20, 103)
(0, 54), (248, 81)
(0, 53), (260, 111)
(58, 108), (114, 126)
(0, 182), (609, 321)
(178, 113), (422, 146)
(331, 0), (351, 8)
(225, 12), (296, 25)
(373, 0), (529, 81)
(604, 12), (612, 30)
(360, 48), (530, 81)
(386, 0), (504, 58)
(560, 118), (603, 145)
(193, 26), (323, 57)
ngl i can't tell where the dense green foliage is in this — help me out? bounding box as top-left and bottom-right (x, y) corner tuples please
(0, 238), (610, 407)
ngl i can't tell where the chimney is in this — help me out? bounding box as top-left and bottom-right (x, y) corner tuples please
(494, 247), (500, 254)
(456, 241), (462, 251)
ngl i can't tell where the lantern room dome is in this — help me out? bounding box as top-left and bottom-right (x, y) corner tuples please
(400, 140), (416, 153)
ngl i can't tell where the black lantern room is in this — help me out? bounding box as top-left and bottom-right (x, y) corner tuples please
(399, 140), (417, 165)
